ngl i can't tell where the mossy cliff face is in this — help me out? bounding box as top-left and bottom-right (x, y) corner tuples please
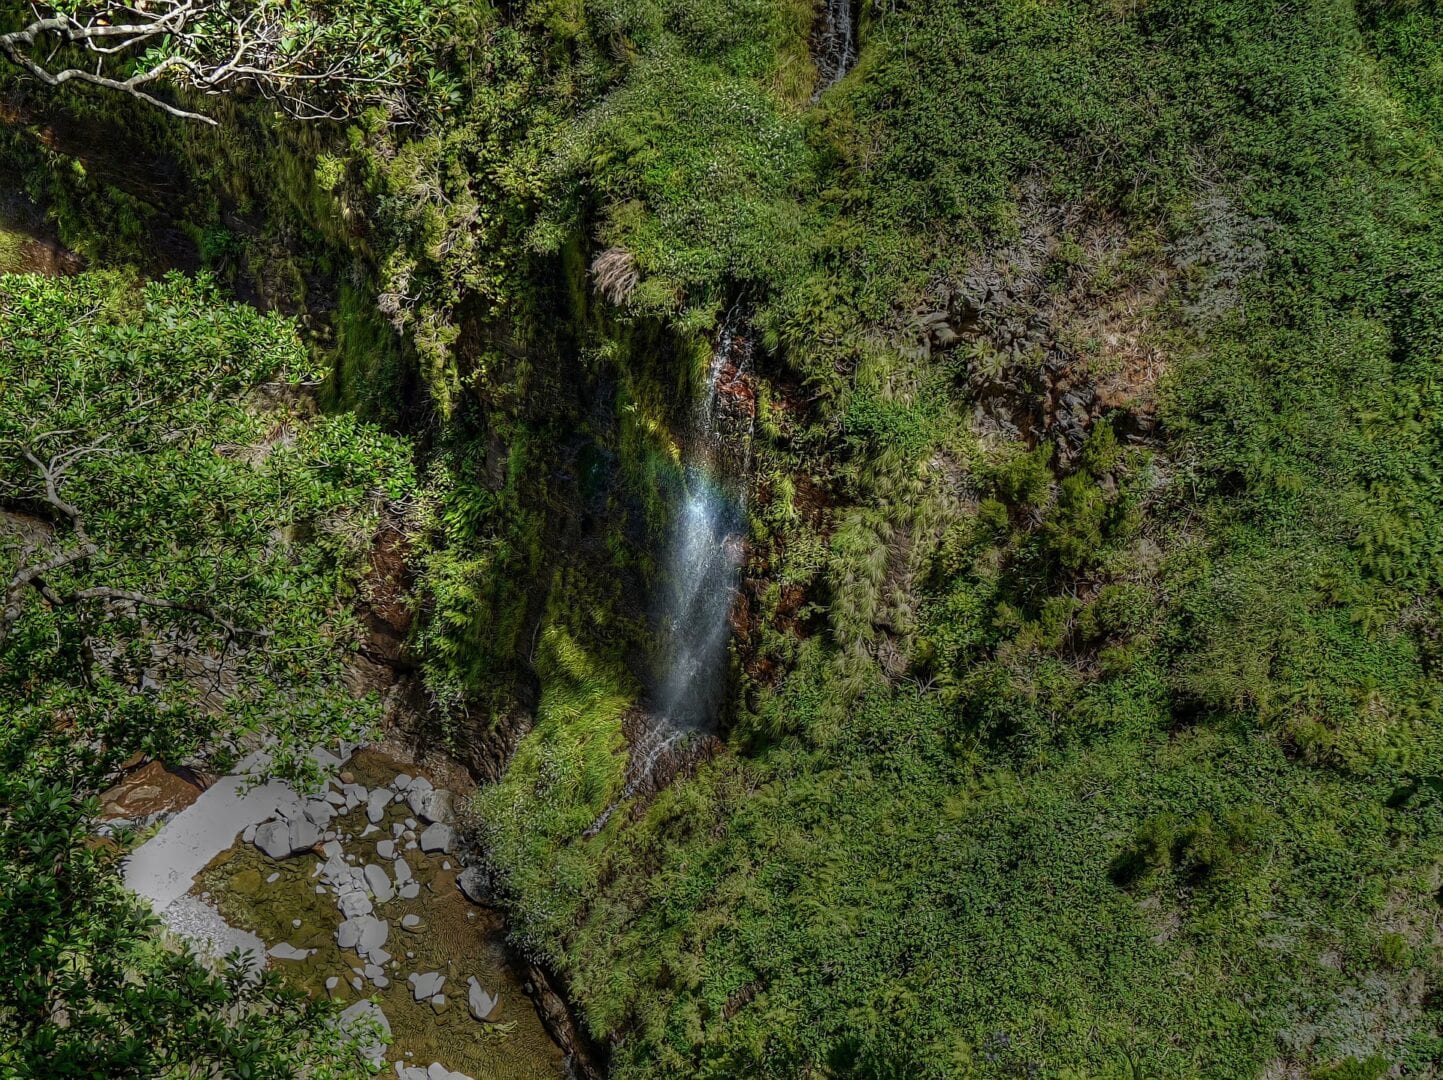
(8, 0), (1443, 1075)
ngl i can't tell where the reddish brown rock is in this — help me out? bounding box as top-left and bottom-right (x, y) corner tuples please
(99, 761), (205, 821)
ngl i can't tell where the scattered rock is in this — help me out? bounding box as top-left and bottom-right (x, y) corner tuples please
(399, 881), (420, 900)
(364, 863), (395, 903)
(242, 823), (258, 844)
(366, 788), (392, 824)
(364, 962), (386, 981)
(269, 943), (311, 961)
(292, 918), (302, 929)
(419, 823), (453, 854)
(359, 916), (389, 956)
(404, 817), (418, 830)
(416, 789), (453, 825)
(325, 788), (347, 807)
(252, 820), (292, 859)
(351, 976), (364, 991)
(362, 824), (379, 837)
(322, 839), (344, 860)
(467, 976), (500, 1021)
(429, 993), (448, 1014)
(403, 777), (433, 816)
(325, 976), (339, 993)
(339, 890), (373, 919)
(394, 858), (413, 886)
(265, 872), (280, 884)
(393, 773), (413, 791)
(337, 917), (365, 950)
(401, 914), (422, 931)
(456, 867), (491, 905)
(288, 815), (321, 853)
(410, 971), (445, 1000)
(377, 839), (396, 860)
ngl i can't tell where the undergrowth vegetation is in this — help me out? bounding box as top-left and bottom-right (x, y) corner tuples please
(4, 0), (1443, 1076)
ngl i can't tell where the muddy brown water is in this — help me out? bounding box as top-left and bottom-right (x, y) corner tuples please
(195, 749), (565, 1078)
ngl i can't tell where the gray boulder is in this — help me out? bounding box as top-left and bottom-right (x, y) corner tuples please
(359, 916), (389, 955)
(376, 839), (396, 860)
(364, 863), (395, 903)
(403, 777), (434, 817)
(338, 889), (373, 919)
(416, 788), (453, 825)
(366, 788), (393, 824)
(419, 822), (453, 854)
(456, 866), (491, 905)
(394, 858), (412, 886)
(253, 820), (292, 860)
(288, 816), (321, 853)
(410, 971), (445, 1000)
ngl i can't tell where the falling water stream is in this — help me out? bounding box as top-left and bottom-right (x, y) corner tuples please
(587, 319), (752, 834)
(813, 0), (858, 98)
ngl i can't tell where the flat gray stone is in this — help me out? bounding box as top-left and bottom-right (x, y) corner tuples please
(364, 863), (395, 903)
(366, 788), (392, 824)
(394, 858), (412, 885)
(419, 822), (453, 854)
(467, 975), (500, 1021)
(269, 942), (311, 961)
(339, 890), (373, 919)
(410, 971), (444, 1000)
(359, 916), (389, 954)
(399, 881), (420, 900)
(393, 773), (413, 791)
(401, 914), (422, 930)
(376, 839), (396, 860)
(337, 917), (364, 950)
(303, 798), (335, 828)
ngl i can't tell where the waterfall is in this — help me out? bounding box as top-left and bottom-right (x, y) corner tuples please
(586, 318), (752, 836)
(813, 0), (858, 97)
(652, 319), (751, 730)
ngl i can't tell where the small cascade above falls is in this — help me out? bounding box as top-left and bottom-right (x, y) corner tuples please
(812, 0), (858, 98)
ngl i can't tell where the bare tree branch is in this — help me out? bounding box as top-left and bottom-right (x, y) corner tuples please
(0, 0), (414, 125)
